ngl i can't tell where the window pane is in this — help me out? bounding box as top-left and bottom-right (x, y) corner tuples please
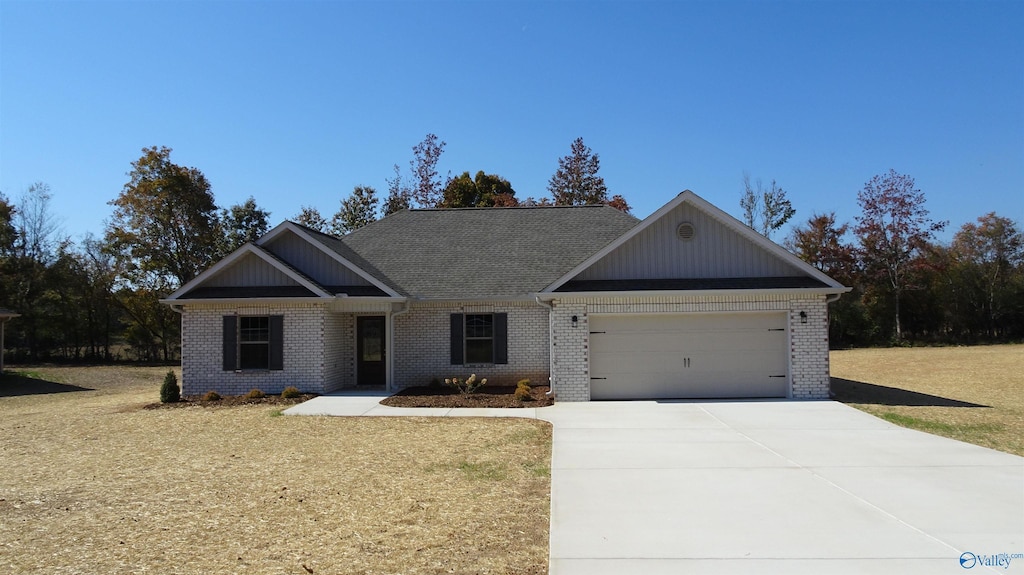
(465, 314), (493, 338)
(240, 316), (269, 342)
(465, 339), (493, 364)
(240, 342), (269, 369)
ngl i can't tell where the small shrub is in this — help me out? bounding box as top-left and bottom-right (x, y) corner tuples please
(515, 379), (532, 401)
(444, 373), (487, 394)
(245, 388), (266, 400)
(281, 386), (301, 399)
(159, 370), (180, 403)
(429, 377), (442, 388)
(201, 391), (222, 402)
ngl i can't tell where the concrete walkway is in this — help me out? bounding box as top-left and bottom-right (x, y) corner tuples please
(285, 393), (1024, 574)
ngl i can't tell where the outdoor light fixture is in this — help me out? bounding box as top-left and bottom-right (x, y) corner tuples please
(571, 315), (578, 328)
(800, 311), (807, 324)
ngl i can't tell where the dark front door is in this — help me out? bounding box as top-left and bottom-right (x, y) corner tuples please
(356, 316), (386, 386)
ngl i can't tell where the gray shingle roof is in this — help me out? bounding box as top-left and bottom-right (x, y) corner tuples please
(339, 206), (640, 299)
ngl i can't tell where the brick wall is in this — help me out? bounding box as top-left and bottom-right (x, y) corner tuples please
(323, 312), (354, 392)
(788, 296), (830, 399)
(392, 302), (550, 389)
(181, 303), (330, 395)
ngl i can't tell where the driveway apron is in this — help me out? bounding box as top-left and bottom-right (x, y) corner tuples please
(540, 400), (1024, 575)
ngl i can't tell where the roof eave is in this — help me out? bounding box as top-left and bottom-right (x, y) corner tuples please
(535, 286), (852, 300)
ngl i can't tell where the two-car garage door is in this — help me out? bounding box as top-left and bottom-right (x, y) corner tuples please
(589, 313), (789, 400)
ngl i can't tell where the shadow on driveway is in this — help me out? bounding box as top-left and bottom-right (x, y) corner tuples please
(830, 377), (989, 408)
(0, 373), (93, 397)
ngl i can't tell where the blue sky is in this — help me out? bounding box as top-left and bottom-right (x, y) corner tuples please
(1, 0), (1021, 244)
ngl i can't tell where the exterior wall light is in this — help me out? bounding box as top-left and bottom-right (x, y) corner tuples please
(799, 311), (807, 324)
(571, 315), (578, 328)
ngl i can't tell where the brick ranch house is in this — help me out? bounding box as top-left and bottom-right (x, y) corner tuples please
(162, 190), (849, 401)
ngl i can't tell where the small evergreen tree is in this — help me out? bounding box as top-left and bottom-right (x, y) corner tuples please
(160, 370), (180, 403)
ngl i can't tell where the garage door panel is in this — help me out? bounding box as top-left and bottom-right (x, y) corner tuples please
(589, 313), (788, 400)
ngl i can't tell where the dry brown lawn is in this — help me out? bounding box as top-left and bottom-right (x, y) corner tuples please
(831, 344), (1024, 456)
(0, 366), (551, 575)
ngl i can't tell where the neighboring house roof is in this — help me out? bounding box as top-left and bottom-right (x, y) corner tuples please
(340, 205), (640, 299)
(0, 309), (19, 319)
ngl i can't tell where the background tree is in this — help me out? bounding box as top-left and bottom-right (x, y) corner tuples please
(786, 212), (867, 346)
(409, 133), (448, 208)
(441, 171), (517, 208)
(854, 169), (946, 340)
(14, 182), (62, 264)
(948, 213), (1024, 339)
(330, 185), (379, 234)
(740, 173), (795, 239)
(547, 137), (609, 206)
(221, 196), (270, 253)
(294, 206), (327, 232)
(383, 164), (411, 216)
(0, 192), (16, 257)
(105, 146), (221, 287)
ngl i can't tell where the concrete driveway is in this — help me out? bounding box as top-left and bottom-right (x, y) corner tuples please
(541, 400), (1024, 575)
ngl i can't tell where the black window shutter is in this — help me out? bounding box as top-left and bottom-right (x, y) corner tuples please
(450, 313), (464, 365)
(269, 315), (284, 370)
(222, 316), (237, 371)
(493, 313), (508, 364)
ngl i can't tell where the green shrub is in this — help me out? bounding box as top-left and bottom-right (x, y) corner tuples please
(201, 391), (222, 402)
(429, 377), (442, 387)
(245, 388), (265, 400)
(281, 386), (301, 399)
(444, 374), (487, 394)
(159, 371), (180, 403)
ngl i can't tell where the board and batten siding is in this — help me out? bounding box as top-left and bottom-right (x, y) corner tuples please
(203, 253), (303, 288)
(263, 231), (374, 287)
(574, 202), (805, 281)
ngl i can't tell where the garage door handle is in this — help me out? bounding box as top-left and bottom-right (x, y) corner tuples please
(768, 328), (785, 332)
(590, 377), (607, 380)
(769, 375), (786, 378)
(590, 331), (606, 334)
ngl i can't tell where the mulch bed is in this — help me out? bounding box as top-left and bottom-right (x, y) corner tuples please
(145, 393), (317, 409)
(382, 384), (554, 408)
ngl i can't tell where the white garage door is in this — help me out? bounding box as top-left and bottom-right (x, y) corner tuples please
(589, 313), (789, 400)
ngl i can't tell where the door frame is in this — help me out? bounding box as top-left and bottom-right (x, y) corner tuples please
(355, 314), (387, 387)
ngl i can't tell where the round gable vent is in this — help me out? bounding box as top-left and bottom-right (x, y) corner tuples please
(677, 222), (695, 241)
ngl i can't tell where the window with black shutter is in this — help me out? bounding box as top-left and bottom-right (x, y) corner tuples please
(450, 312), (507, 365)
(223, 315), (284, 371)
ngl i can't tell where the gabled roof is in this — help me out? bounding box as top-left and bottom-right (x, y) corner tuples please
(543, 190), (848, 294)
(340, 206), (640, 299)
(258, 222), (403, 297)
(164, 243), (334, 302)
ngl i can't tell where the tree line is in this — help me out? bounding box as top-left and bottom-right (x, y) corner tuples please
(2, 140), (1020, 364)
(0, 136), (621, 362)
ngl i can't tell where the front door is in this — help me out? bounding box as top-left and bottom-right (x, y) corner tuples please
(356, 316), (386, 386)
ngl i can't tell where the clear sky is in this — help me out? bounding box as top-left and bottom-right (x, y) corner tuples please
(1, 0), (1021, 244)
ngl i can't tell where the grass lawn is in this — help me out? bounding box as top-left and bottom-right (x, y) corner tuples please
(830, 344), (1024, 457)
(0, 366), (551, 575)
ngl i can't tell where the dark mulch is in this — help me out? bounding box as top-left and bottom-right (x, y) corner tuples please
(382, 384), (554, 408)
(145, 394), (318, 410)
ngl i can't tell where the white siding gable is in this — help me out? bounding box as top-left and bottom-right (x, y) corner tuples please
(202, 252), (303, 287)
(574, 201), (806, 281)
(262, 230), (373, 287)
